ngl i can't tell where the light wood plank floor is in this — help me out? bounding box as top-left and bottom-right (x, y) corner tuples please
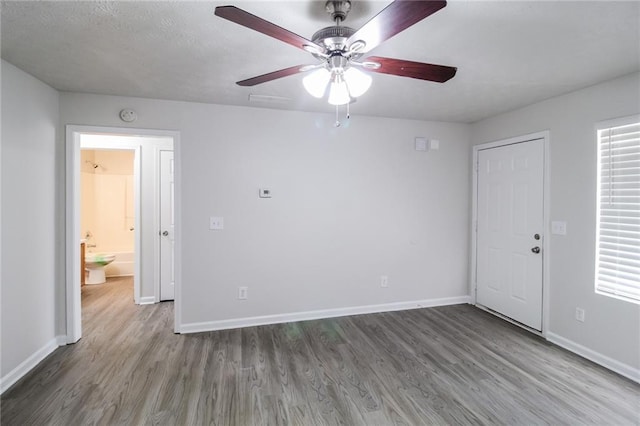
(2, 277), (639, 425)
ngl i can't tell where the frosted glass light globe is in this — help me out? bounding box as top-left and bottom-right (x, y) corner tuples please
(328, 78), (350, 106)
(344, 67), (372, 98)
(302, 68), (331, 98)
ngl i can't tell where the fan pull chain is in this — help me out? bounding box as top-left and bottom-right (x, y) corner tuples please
(335, 105), (341, 127)
(346, 102), (350, 120)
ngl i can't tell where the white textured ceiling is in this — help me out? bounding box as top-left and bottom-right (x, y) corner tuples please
(2, 1), (639, 123)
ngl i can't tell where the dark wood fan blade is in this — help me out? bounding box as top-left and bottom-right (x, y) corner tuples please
(236, 65), (310, 86)
(347, 0), (446, 53)
(215, 6), (324, 53)
(364, 56), (457, 82)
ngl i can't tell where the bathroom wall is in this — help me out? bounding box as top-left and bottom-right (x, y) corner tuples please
(80, 150), (95, 244)
(80, 150), (134, 253)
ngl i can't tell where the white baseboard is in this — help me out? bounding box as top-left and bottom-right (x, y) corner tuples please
(0, 338), (60, 395)
(139, 296), (156, 305)
(56, 335), (68, 346)
(547, 332), (640, 383)
(179, 296), (470, 334)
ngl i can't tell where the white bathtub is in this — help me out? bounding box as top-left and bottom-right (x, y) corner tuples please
(96, 251), (134, 277)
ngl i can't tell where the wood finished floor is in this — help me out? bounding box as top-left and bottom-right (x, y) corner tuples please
(1, 277), (639, 425)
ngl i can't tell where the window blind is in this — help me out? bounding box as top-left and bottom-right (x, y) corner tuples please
(596, 121), (640, 303)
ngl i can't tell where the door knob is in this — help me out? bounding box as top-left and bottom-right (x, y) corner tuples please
(531, 246), (540, 254)
(162, 230), (169, 236)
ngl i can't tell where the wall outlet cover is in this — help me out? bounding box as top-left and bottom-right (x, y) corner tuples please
(238, 286), (248, 300)
(380, 275), (389, 288)
(209, 216), (224, 230)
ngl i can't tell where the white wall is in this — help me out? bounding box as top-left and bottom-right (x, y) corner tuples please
(1, 61), (60, 386)
(59, 93), (472, 329)
(472, 72), (640, 374)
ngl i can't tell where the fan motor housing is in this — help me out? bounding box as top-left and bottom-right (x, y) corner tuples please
(312, 26), (356, 54)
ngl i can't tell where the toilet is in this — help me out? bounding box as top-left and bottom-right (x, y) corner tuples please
(85, 253), (116, 284)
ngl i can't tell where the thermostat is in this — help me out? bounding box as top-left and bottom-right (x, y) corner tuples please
(259, 188), (272, 198)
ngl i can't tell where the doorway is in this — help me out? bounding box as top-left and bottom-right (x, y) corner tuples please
(472, 132), (549, 332)
(66, 126), (179, 343)
(80, 147), (137, 291)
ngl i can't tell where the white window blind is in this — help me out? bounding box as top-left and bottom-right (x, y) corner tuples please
(595, 120), (640, 303)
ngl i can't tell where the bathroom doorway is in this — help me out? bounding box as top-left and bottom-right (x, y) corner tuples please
(66, 126), (180, 343)
(80, 148), (136, 287)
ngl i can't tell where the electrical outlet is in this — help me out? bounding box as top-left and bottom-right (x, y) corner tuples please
(575, 307), (585, 322)
(209, 216), (224, 230)
(380, 275), (389, 288)
(238, 286), (248, 300)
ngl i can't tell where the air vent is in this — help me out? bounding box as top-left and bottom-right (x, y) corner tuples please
(248, 94), (291, 104)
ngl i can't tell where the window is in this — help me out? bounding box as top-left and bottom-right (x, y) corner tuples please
(595, 117), (640, 303)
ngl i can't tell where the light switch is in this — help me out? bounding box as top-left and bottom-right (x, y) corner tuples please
(551, 221), (567, 235)
(209, 216), (224, 230)
(430, 139), (440, 150)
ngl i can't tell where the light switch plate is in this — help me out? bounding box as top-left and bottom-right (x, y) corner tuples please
(551, 221), (567, 235)
(415, 137), (428, 151)
(209, 216), (224, 230)
(429, 139), (440, 150)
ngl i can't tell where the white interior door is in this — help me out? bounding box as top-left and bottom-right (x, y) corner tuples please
(160, 150), (175, 301)
(476, 139), (544, 330)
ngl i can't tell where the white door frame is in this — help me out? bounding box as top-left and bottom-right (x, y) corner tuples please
(470, 131), (551, 335)
(65, 125), (182, 343)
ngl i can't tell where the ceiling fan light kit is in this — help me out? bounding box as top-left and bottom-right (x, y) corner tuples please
(303, 54), (373, 105)
(214, 0), (457, 118)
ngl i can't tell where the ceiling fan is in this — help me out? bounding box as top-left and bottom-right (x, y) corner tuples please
(214, 0), (457, 108)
